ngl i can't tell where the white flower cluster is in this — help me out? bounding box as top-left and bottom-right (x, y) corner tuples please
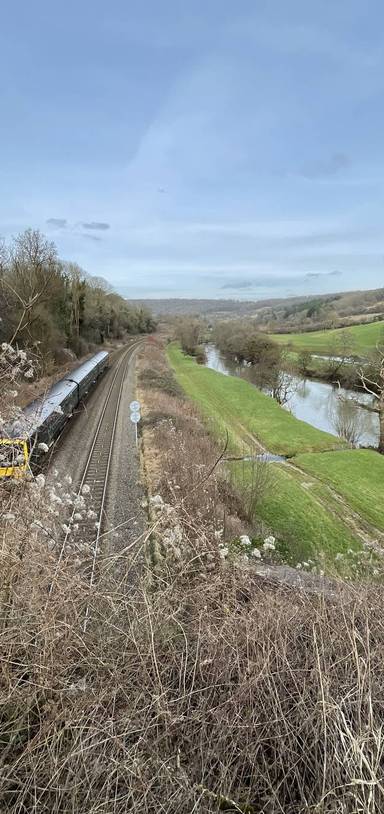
(263, 535), (276, 551)
(0, 342), (35, 383)
(162, 523), (183, 561)
(148, 496), (197, 569)
(150, 494), (164, 513)
(295, 560), (324, 576)
(1, 466), (105, 572)
(219, 533), (278, 564)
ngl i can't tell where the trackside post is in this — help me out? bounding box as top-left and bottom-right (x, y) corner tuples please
(129, 400), (141, 448)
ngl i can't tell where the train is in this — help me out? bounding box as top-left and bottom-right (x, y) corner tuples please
(0, 351), (110, 478)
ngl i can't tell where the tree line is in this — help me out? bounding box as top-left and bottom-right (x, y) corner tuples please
(212, 319), (295, 404)
(0, 229), (155, 369)
(173, 317), (207, 362)
(213, 320), (281, 368)
(175, 317), (293, 403)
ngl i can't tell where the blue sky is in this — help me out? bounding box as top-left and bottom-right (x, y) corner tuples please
(1, 0), (384, 300)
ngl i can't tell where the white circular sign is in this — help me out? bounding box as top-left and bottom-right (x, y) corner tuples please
(130, 400), (140, 412)
(130, 411), (141, 423)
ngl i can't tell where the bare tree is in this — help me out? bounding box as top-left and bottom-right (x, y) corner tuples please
(175, 318), (201, 355)
(63, 262), (87, 339)
(297, 349), (312, 376)
(357, 350), (384, 453)
(332, 397), (362, 446)
(269, 350), (298, 406)
(242, 454), (274, 518)
(1, 229), (60, 345)
(326, 329), (356, 378)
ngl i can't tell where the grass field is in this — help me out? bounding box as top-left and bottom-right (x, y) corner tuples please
(285, 350), (327, 373)
(231, 460), (361, 570)
(294, 449), (384, 532)
(167, 343), (345, 456)
(167, 343), (382, 575)
(270, 319), (384, 356)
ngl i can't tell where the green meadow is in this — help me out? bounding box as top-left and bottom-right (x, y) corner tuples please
(167, 343), (344, 456)
(168, 344), (382, 574)
(270, 319), (384, 356)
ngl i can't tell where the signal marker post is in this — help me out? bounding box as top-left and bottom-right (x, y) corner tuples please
(129, 400), (141, 447)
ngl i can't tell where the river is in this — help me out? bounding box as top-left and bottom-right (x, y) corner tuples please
(204, 344), (379, 447)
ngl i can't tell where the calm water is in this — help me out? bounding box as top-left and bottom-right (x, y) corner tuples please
(204, 344), (379, 447)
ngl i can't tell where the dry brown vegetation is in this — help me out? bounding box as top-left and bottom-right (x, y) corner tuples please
(1, 338), (384, 812)
(2, 478), (384, 813)
(137, 338), (249, 547)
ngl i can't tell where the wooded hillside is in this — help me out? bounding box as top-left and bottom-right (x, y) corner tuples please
(0, 230), (155, 370)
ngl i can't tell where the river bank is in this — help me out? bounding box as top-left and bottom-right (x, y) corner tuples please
(167, 342), (384, 577)
(204, 343), (379, 448)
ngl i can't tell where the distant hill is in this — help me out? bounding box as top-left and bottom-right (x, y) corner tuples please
(130, 297), (281, 318)
(130, 288), (384, 330)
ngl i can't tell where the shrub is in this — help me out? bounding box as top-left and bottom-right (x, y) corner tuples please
(139, 367), (184, 398)
(194, 344), (207, 364)
(1, 499), (384, 814)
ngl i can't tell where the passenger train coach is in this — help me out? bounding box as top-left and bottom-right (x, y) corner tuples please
(0, 351), (109, 478)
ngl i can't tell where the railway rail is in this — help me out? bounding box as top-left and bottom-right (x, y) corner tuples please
(48, 340), (143, 628)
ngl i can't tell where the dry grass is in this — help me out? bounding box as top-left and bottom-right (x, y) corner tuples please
(1, 339), (384, 812)
(139, 366), (185, 398)
(137, 339), (249, 544)
(1, 483), (384, 812)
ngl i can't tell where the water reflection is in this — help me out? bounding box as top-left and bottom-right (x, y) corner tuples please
(205, 344), (231, 375)
(204, 344), (379, 447)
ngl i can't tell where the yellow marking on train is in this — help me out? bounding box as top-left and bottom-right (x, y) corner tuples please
(0, 438), (29, 478)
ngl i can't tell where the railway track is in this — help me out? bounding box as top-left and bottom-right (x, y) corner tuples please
(48, 340), (143, 626)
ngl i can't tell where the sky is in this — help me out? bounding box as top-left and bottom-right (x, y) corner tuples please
(1, 0), (384, 300)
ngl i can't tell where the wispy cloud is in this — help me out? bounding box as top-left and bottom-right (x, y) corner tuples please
(80, 233), (103, 242)
(305, 270), (342, 279)
(46, 218), (67, 228)
(220, 273), (309, 290)
(221, 279), (254, 289)
(81, 221), (110, 231)
(46, 218), (110, 236)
